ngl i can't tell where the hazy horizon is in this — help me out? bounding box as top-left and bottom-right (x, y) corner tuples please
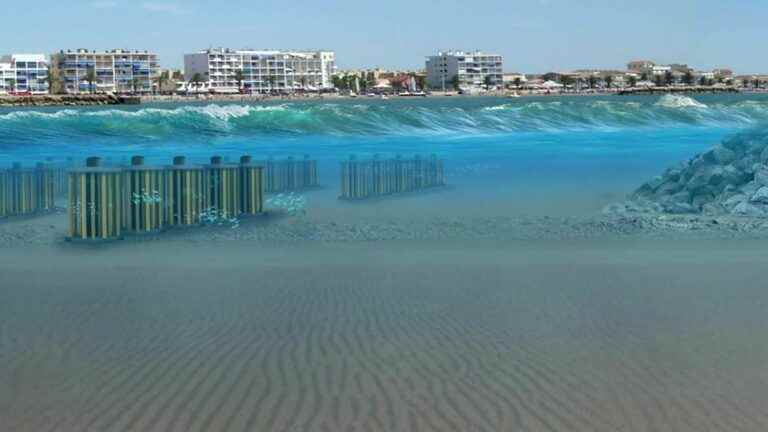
(3, 1), (767, 73)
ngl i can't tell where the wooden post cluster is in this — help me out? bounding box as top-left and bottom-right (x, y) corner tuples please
(66, 154), (266, 241)
(261, 155), (319, 193)
(67, 157), (123, 240)
(123, 156), (167, 234)
(340, 154), (445, 200)
(0, 162), (56, 218)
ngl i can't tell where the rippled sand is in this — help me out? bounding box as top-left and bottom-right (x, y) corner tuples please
(2, 238), (768, 431)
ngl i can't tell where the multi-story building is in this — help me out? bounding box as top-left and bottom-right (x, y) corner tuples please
(627, 60), (655, 73)
(50, 49), (160, 94)
(0, 54), (49, 95)
(425, 51), (504, 91)
(183, 48), (336, 93)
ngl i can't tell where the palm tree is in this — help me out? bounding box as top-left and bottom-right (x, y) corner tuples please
(298, 76), (308, 91)
(604, 75), (613, 89)
(664, 70), (673, 86)
(682, 71), (694, 86)
(8, 78), (16, 94)
(513, 77), (522, 89)
(587, 75), (597, 89)
(267, 75), (277, 94)
(698, 75), (708, 86)
(450, 74), (460, 91)
(153, 71), (169, 95)
(627, 75), (638, 88)
(84, 67), (97, 94)
(233, 69), (245, 93)
(483, 75), (494, 90)
(40, 68), (61, 94)
(189, 73), (204, 95)
(130, 77), (142, 94)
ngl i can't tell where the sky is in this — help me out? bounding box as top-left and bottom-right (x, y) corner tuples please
(2, 0), (766, 73)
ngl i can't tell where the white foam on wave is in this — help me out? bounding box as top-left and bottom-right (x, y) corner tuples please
(0, 104), (288, 122)
(655, 94), (708, 109)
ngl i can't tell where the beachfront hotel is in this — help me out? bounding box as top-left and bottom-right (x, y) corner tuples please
(0, 54), (49, 95)
(425, 51), (504, 91)
(183, 48), (336, 93)
(50, 49), (160, 94)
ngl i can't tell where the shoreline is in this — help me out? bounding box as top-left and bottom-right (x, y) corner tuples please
(2, 87), (762, 108)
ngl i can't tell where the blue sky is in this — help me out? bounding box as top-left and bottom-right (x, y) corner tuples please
(3, 0), (766, 73)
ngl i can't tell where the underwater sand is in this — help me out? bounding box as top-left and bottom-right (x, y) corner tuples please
(2, 237), (768, 431)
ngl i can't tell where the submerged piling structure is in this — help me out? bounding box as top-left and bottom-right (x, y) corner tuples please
(204, 156), (242, 219)
(67, 157), (123, 241)
(166, 156), (206, 227)
(239, 155), (265, 216)
(260, 156), (320, 193)
(123, 156), (167, 234)
(0, 162), (56, 217)
(340, 154), (445, 200)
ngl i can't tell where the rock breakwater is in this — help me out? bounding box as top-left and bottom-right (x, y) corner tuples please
(0, 94), (136, 107)
(612, 130), (768, 217)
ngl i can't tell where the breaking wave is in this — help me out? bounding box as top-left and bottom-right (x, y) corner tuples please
(1, 96), (768, 147)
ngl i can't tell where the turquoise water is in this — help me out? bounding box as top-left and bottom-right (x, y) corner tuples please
(2, 93), (768, 212)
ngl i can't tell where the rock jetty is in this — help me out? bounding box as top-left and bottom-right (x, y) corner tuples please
(610, 130), (768, 217)
(0, 94), (139, 107)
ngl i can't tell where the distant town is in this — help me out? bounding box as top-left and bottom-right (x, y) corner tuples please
(1, 48), (767, 100)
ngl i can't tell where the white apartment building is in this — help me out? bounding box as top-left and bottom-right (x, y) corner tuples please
(425, 51), (504, 91)
(184, 48), (335, 93)
(51, 49), (160, 94)
(0, 54), (49, 95)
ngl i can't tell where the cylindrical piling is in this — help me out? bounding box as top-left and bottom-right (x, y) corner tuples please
(340, 154), (446, 201)
(123, 155), (167, 234)
(239, 155), (264, 216)
(204, 156), (242, 220)
(166, 156), (206, 227)
(67, 157), (123, 241)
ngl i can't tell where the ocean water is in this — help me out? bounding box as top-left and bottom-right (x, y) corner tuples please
(3, 93), (768, 217)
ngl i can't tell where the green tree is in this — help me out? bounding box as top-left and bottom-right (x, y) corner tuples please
(84, 67), (97, 94)
(560, 75), (572, 88)
(682, 71), (694, 86)
(513, 77), (522, 89)
(698, 75), (708, 86)
(664, 70), (673, 86)
(153, 71), (169, 95)
(640, 72), (649, 81)
(8, 78), (16, 93)
(450, 74), (460, 91)
(40, 68), (63, 94)
(483, 75), (494, 90)
(233, 69), (245, 93)
(267, 75), (277, 93)
(627, 75), (638, 87)
(189, 73), (204, 95)
(604, 75), (613, 89)
(131, 77), (142, 94)
(587, 75), (597, 89)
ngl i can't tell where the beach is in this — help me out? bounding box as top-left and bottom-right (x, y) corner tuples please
(3, 233), (768, 431)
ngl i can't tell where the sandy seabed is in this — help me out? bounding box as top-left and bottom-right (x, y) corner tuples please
(2, 210), (768, 432)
